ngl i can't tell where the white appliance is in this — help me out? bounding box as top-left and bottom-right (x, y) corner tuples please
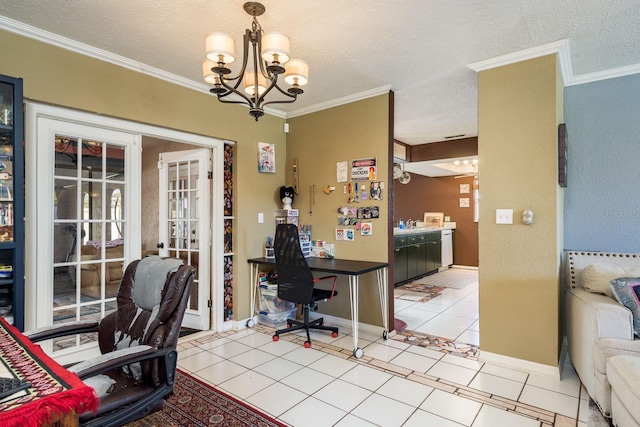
(440, 229), (453, 270)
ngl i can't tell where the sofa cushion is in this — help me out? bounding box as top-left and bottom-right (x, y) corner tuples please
(583, 264), (640, 297)
(611, 277), (640, 337)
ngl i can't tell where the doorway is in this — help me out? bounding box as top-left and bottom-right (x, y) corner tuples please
(25, 103), (229, 363)
(392, 159), (479, 348)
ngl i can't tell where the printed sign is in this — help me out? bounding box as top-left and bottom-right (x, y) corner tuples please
(351, 158), (376, 181)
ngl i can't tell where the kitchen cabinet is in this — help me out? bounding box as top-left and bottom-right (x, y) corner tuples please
(0, 74), (24, 330)
(406, 234), (426, 279)
(426, 236), (442, 273)
(393, 230), (442, 285)
(393, 235), (408, 284)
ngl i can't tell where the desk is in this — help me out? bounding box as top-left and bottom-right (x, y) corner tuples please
(0, 317), (99, 427)
(247, 257), (389, 358)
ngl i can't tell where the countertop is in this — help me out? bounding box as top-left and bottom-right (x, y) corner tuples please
(393, 224), (456, 235)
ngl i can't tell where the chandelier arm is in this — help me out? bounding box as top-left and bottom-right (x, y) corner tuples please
(261, 94), (298, 108)
(215, 78), (255, 106)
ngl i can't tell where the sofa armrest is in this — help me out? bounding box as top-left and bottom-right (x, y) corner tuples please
(594, 338), (640, 373)
(566, 287), (634, 398)
(568, 288), (634, 340)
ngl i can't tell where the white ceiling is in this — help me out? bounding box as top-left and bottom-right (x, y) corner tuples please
(1, 1), (639, 145)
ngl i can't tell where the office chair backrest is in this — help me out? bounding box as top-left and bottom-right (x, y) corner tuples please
(274, 224), (315, 305)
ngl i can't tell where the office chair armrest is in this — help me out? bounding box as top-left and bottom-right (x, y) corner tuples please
(24, 320), (100, 342)
(314, 275), (338, 299)
(69, 345), (175, 380)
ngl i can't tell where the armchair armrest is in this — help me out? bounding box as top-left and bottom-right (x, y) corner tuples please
(69, 345), (177, 380)
(313, 275), (338, 299)
(24, 320), (99, 342)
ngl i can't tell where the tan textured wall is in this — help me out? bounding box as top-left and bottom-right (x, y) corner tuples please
(0, 29), (286, 322)
(477, 55), (563, 366)
(286, 95), (391, 325)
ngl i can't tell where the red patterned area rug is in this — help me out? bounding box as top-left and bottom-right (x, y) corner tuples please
(126, 369), (288, 427)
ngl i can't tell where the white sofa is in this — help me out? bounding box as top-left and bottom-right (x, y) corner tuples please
(565, 251), (640, 418)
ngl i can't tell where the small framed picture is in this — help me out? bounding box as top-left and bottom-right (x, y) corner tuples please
(459, 198), (470, 208)
(460, 184), (470, 194)
(258, 142), (275, 173)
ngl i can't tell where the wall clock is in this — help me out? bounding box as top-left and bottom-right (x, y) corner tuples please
(558, 123), (568, 188)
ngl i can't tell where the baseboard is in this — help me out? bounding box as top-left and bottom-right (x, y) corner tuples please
(451, 265), (479, 270)
(479, 351), (562, 380)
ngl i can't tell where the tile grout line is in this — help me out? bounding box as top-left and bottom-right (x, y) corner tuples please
(178, 326), (576, 426)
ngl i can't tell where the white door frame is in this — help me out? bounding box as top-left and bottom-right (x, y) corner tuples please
(25, 102), (228, 340)
(158, 148), (212, 330)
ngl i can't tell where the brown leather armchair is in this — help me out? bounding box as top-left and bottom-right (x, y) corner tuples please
(27, 256), (196, 427)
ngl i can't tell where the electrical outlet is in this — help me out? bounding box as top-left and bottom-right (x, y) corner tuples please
(258, 212), (264, 223)
(496, 209), (513, 224)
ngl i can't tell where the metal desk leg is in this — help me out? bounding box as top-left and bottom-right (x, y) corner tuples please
(247, 264), (258, 328)
(377, 267), (389, 339)
(348, 275), (363, 358)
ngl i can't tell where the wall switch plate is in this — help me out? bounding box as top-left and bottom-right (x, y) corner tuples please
(496, 209), (513, 224)
(258, 212), (264, 223)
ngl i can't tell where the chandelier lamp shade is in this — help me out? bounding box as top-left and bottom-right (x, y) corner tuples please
(202, 2), (309, 121)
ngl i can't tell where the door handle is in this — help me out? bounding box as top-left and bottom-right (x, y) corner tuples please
(157, 242), (164, 249)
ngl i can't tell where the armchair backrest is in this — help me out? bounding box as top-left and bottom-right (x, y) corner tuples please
(274, 224), (314, 304)
(98, 256), (195, 384)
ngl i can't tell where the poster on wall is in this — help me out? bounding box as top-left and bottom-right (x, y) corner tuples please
(337, 161), (348, 182)
(351, 157), (376, 181)
(369, 181), (384, 200)
(336, 228), (355, 241)
(258, 142), (275, 173)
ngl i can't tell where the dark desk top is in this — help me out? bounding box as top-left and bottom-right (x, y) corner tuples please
(247, 257), (388, 276)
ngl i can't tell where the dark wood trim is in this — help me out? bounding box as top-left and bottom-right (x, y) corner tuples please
(387, 91), (395, 334)
(410, 137), (478, 162)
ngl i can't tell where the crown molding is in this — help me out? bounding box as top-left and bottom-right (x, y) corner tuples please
(467, 38), (640, 87)
(285, 85), (393, 119)
(0, 16), (212, 94)
(467, 39), (572, 85)
(566, 62), (640, 86)
(0, 15), (285, 118)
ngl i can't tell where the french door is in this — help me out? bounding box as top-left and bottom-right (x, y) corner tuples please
(158, 149), (211, 330)
(30, 116), (139, 358)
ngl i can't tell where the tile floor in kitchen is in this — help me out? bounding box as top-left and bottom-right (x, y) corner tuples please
(176, 308), (595, 427)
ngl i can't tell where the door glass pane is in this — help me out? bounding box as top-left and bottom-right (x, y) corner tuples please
(52, 133), (126, 354)
(82, 141), (104, 178)
(55, 137), (79, 178)
(53, 266), (75, 306)
(106, 145), (125, 181)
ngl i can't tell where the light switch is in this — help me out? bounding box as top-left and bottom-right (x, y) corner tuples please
(258, 212), (264, 223)
(496, 209), (513, 224)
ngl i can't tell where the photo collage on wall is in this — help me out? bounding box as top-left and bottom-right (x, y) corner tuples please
(335, 157), (382, 239)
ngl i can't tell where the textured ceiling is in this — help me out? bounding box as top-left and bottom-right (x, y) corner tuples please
(1, 0), (639, 145)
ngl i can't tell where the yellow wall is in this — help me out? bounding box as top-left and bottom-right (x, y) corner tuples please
(477, 54), (563, 366)
(0, 29), (286, 321)
(286, 95), (391, 325)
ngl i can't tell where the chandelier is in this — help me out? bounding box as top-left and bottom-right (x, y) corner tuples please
(202, 2), (309, 121)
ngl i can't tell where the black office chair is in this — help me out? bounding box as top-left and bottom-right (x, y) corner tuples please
(272, 223), (338, 348)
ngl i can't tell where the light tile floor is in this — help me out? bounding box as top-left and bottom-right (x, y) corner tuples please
(177, 321), (596, 426)
(393, 272), (480, 347)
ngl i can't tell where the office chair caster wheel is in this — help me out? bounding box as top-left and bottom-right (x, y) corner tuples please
(332, 332), (338, 338)
(272, 335), (279, 342)
(353, 347), (363, 358)
(304, 341), (311, 348)
(382, 330), (388, 340)
(246, 319), (255, 328)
